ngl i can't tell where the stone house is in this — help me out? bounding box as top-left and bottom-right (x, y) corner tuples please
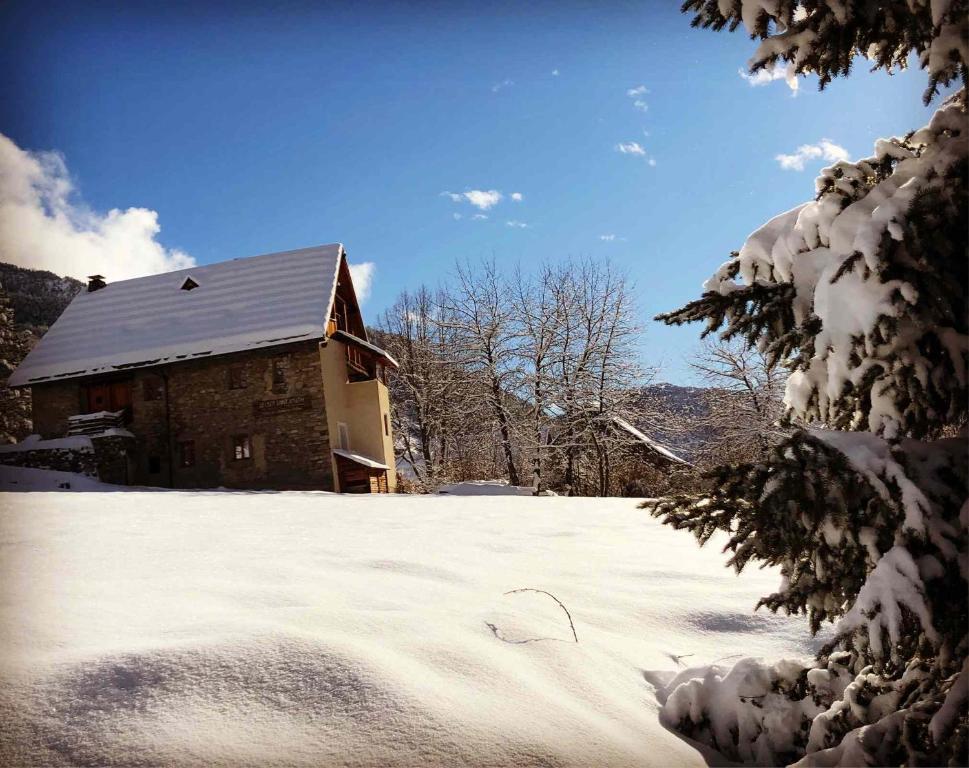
(7, 244), (397, 492)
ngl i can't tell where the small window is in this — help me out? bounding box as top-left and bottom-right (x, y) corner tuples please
(383, 413), (389, 437)
(148, 455), (162, 474)
(180, 276), (199, 291)
(143, 377), (163, 402)
(229, 365), (246, 390)
(177, 440), (196, 468)
(272, 358), (287, 393)
(346, 346), (364, 371)
(232, 435), (251, 461)
(338, 422), (350, 450)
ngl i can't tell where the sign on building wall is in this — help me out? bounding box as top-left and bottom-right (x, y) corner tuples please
(253, 393), (312, 417)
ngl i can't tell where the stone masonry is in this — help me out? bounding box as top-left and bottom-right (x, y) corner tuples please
(27, 340), (334, 490)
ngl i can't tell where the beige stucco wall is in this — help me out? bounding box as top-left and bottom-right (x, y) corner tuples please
(319, 340), (396, 492)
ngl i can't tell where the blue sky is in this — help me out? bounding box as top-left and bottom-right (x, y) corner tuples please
(0, 1), (948, 383)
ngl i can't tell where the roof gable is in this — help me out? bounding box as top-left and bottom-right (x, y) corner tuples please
(10, 244), (346, 386)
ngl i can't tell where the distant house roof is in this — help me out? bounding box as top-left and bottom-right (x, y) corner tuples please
(9, 244), (346, 386)
(612, 416), (691, 467)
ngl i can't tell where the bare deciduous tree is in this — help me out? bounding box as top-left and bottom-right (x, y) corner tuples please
(374, 286), (469, 486)
(376, 256), (663, 495)
(689, 338), (789, 467)
(443, 259), (522, 486)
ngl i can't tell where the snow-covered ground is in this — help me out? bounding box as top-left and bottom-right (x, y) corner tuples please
(436, 479), (537, 496)
(0, 481), (822, 767)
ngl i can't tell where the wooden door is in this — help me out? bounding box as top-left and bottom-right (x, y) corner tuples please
(110, 381), (132, 411)
(83, 383), (111, 412)
(81, 380), (133, 413)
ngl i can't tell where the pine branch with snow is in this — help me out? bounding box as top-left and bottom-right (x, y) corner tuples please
(660, 94), (968, 441)
(682, 0), (968, 103)
(646, 6), (967, 760)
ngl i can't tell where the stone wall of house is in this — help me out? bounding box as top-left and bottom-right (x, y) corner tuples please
(159, 341), (333, 490)
(30, 381), (80, 439)
(24, 340), (334, 490)
(90, 434), (136, 486)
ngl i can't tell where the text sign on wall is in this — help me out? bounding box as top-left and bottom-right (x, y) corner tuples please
(253, 393), (312, 417)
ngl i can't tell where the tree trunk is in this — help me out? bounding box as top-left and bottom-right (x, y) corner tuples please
(491, 375), (520, 486)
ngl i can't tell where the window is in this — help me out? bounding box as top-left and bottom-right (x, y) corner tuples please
(177, 440), (195, 468)
(383, 413), (390, 436)
(272, 358), (287, 393)
(346, 346), (364, 371)
(148, 455), (161, 474)
(232, 435), (251, 461)
(338, 422), (350, 450)
(229, 365), (246, 390)
(143, 377), (163, 401)
(180, 276), (199, 291)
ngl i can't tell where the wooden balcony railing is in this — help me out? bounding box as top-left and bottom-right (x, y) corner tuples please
(67, 410), (127, 437)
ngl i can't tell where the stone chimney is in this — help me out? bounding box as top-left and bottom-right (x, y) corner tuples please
(87, 275), (106, 292)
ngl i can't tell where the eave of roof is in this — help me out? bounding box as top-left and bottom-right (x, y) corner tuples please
(332, 448), (389, 470)
(331, 330), (400, 369)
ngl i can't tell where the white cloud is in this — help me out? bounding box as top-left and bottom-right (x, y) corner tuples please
(471, 213), (488, 220)
(615, 141), (646, 156)
(463, 189), (502, 210)
(348, 261), (375, 302)
(648, 158), (657, 167)
(441, 189), (505, 210)
(491, 79), (514, 93)
(452, 212), (464, 220)
(599, 234), (627, 242)
(506, 220), (528, 229)
(0, 133), (194, 281)
(775, 139), (849, 171)
(510, 192), (523, 202)
(551, 69), (560, 76)
(626, 85), (649, 111)
(738, 63), (798, 93)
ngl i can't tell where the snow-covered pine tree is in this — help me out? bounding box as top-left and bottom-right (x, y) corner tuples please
(645, 2), (967, 765)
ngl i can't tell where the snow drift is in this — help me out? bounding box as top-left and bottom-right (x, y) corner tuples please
(0, 489), (818, 766)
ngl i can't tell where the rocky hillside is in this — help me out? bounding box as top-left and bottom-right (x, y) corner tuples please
(0, 262), (83, 442)
(0, 262), (83, 334)
(634, 383), (712, 463)
(0, 288), (35, 443)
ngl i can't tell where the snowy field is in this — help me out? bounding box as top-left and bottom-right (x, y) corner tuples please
(0, 479), (823, 767)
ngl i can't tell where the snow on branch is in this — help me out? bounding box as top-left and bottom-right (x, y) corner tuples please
(682, 0), (968, 103)
(660, 94), (968, 441)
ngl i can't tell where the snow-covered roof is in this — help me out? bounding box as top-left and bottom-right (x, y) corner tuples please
(9, 245), (345, 386)
(612, 416), (691, 466)
(331, 330), (400, 369)
(332, 448), (389, 470)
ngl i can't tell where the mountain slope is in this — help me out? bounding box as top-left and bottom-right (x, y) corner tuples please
(0, 262), (83, 333)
